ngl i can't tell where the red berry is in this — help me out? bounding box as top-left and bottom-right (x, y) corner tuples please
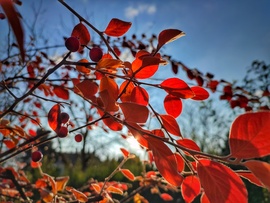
(65, 36), (80, 52)
(58, 126), (68, 138)
(75, 134), (83, 142)
(31, 151), (43, 162)
(89, 47), (103, 62)
(60, 112), (70, 124)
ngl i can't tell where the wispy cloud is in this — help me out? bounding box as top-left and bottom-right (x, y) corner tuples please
(125, 4), (156, 19)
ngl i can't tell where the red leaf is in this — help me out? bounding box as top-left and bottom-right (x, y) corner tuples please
(66, 187), (88, 202)
(132, 56), (160, 79)
(197, 159), (247, 203)
(106, 185), (123, 195)
(47, 104), (61, 132)
(1, 0), (24, 62)
(195, 76), (204, 86)
(160, 78), (194, 99)
(244, 160), (270, 190)
(148, 137), (183, 186)
(160, 193), (173, 201)
(164, 94), (182, 118)
(71, 23), (90, 52)
(157, 29), (185, 50)
(130, 86), (149, 106)
(97, 58), (123, 70)
(99, 110), (123, 131)
(151, 129), (165, 138)
(207, 80), (219, 93)
(119, 81), (134, 102)
(236, 171), (264, 187)
(174, 153), (184, 173)
(191, 86), (209, 101)
(160, 114), (181, 136)
(119, 102), (149, 123)
(99, 90), (119, 112)
(100, 76), (119, 100)
(104, 18), (132, 37)
(229, 111), (270, 158)
(3, 139), (16, 149)
(75, 80), (98, 100)
(90, 183), (101, 193)
(120, 169), (135, 181)
(126, 122), (150, 149)
(181, 175), (201, 203)
(53, 86), (69, 100)
(76, 58), (91, 75)
(176, 138), (201, 153)
(120, 148), (130, 158)
(200, 192), (210, 203)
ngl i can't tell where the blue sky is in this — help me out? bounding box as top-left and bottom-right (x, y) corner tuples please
(12, 0), (270, 83)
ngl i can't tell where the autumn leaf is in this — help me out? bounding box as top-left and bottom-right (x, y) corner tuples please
(160, 114), (182, 136)
(76, 58), (91, 75)
(119, 81), (135, 102)
(97, 58), (124, 70)
(160, 78), (194, 99)
(43, 173), (57, 195)
(126, 122), (150, 149)
(71, 22), (90, 52)
(244, 160), (270, 190)
(190, 86), (209, 101)
(120, 148), (130, 158)
(106, 185), (123, 195)
(75, 80), (99, 100)
(66, 187), (88, 202)
(91, 183), (101, 193)
(236, 171), (264, 187)
(119, 102), (149, 123)
(229, 111), (270, 159)
(53, 86), (69, 100)
(148, 137), (183, 186)
(176, 138), (201, 154)
(120, 169), (135, 181)
(164, 94), (182, 118)
(3, 139), (16, 149)
(160, 193), (173, 201)
(157, 29), (185, 51)
(99, 90), (119, 112)
(174, 153), (184, 173)
(132, 56), (160, 79)
(100, 76), (119, 100)
(197, 159), (247, 203)
(181, 175), (201, 203)
(0, 0), (25, 62)
(99, 110), (123, 131)
(55, 176), (69, 192)
(130, 86), (149, 106)
(47, 104), (61, 133)
(104, 18), (132, 37)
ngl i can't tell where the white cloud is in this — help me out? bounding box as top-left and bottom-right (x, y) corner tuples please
(125, 4), (156, 19)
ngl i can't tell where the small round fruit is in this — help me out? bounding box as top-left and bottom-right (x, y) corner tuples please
(75, 134), (83, 142)
(65, 36), (80, 52)
(89, 47), (103, 62)
(60, 112), (70, 124)
(58, 126), (68, 138)
(32, 151), (43, 162)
